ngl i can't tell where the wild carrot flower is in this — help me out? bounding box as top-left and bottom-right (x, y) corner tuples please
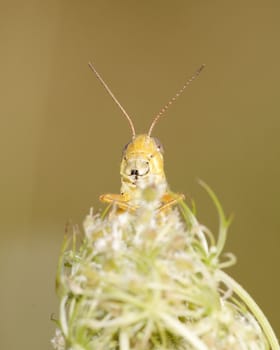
(52, 183), (278, 350)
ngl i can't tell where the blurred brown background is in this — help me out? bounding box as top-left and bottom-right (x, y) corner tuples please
(0, 0), (279, 349)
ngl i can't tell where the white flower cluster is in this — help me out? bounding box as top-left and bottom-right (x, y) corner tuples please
(52, 185), (277, 350)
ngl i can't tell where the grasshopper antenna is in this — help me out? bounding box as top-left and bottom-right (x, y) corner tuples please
(148, 64), (205, 137)
(88, 61), (136, 138)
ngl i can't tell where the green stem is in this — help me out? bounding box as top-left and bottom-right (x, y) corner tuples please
(217, 270), (279, 350)
(159, 312), (208, 350)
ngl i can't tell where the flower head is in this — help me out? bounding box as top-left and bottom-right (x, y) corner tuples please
(52, 184), (278, 350)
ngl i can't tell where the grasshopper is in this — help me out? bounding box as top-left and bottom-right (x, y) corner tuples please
(89, 62), (204, 213)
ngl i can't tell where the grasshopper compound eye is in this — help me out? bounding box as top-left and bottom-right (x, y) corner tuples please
(122, 142), (130, 160)
(153, 137), (164, 154)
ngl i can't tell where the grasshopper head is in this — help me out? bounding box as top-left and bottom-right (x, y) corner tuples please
(120, 134), (167, 191)
(88, 61), (204, 199)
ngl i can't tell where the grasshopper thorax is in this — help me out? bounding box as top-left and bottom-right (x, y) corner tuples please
(120, 134), (167, 194)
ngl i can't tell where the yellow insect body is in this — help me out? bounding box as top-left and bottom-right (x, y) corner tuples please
(88, 61), (205, 212)
(120, 135), (166, 197)
(100, 134), (179, 212)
